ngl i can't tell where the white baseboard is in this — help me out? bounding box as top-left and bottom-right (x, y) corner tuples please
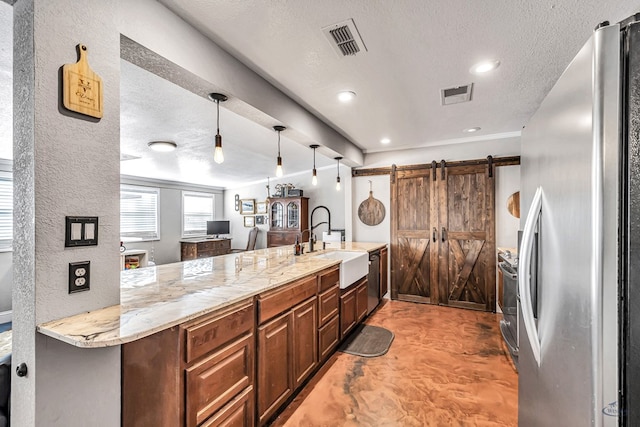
(0, 311), (11, 324)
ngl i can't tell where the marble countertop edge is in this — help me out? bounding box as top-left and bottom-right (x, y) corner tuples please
(36, 242), (387, 348)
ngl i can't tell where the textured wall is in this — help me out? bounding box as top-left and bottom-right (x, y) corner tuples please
(13, 0), (121, 425)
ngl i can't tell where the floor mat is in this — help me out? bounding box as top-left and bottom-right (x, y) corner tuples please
(338, 324), (394, 357)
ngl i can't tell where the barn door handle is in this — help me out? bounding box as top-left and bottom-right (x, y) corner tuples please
(432, 227), (437, 242)
(441, 227), (446, 242)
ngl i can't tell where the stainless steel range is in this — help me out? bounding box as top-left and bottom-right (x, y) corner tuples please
(499, 249), (519, 367)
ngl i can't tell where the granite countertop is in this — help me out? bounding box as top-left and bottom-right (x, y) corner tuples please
(37, 242), (386, 349)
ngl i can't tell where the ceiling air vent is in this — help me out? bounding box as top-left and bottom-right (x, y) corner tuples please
(440, 83), (474, 105)
(322, 19), (367, 58)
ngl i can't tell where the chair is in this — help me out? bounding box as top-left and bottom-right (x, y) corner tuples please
(231, 227), (259, 253)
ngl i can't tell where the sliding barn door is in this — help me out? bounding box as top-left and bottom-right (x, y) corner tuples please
(390, 161), (496, 312)
(390, 168), (439, 304)
(438, 165), (495, 311)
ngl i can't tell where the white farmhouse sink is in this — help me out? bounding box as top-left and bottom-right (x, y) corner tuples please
(313, 251), (368, 289)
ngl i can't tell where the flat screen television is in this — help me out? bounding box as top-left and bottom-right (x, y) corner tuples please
(206, 220), (230, 237)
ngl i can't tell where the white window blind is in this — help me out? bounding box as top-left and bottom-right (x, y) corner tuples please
(120, 185), (159, 241)
(182, 191), (215, 237)
(0, 174), (12, 251)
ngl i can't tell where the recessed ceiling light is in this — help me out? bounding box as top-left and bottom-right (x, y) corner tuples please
(463, 127), (481, 133)
(470, 60), (500, 74)
(380, 138), (391, 144)
(338, 91), (356, 103)
(148, 141), (177, 152)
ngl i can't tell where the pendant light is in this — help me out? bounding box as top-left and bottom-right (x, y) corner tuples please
(274, 125), (286, 177)
(335, 156), (343, 191)
(310, 144), (319, 186)
(209, 93), (228, 164)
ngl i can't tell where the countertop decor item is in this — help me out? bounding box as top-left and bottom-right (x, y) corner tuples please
(62, 44), (103, 118)
(358, 180), (386, 226)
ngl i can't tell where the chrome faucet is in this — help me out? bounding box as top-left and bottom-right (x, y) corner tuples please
(309, 206), (331, 252)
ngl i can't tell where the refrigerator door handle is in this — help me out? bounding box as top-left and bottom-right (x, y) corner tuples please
(519, 186), (543, 366)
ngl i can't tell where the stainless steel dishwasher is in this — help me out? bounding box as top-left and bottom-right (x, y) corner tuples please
(367, 250), (380, 314)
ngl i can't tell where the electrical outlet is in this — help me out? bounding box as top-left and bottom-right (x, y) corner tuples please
(69, 261), (90, 294)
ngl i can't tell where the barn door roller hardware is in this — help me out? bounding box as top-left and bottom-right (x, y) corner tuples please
(440, 160), (446, 180)
(431, 161), (437, 181)
(487, 155), (494, 177)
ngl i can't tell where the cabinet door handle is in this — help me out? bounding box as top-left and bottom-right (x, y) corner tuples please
(441, 227), (446, 242)
(432, 227), (437, 242)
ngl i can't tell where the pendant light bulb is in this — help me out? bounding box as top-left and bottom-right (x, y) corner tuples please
(310, 145), (320, 186)
(274, 125), (286, 178)
(209, 93), (228, 164)
(336, 176), (341, 191)
(214, 135), (224, 164)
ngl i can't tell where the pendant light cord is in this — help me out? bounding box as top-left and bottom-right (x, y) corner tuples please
(277, 131), (281, 156)
(216, 100), (220, 135)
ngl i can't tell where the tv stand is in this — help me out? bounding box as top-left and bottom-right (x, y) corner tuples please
(180, 237), (231, 261)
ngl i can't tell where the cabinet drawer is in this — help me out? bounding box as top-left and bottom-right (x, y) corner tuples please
(318, 285), (339, 326)
(198, 251), (216, 259)
(200, 386), (254, 427)
(318, 266), (339, 293)
(318, 314), (339, 361)
(183, 301), (254, 364)
(186, 333), (254, 427)
(258, 275), (316, 324)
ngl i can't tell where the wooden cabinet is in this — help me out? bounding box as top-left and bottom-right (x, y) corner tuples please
(256, 273), (318, 426)
(257, 312), (292, 425)
(340, 277), (368, 340)
(267, 197), (308, 247)
(317, 266), (340, 362)
(181, 238), (231, 261)
(292, 298), (318, 389)
(380, 247), (388, 297)
(122, 299), (254, 427)
(340, 286), (357, 340)
(356, 279), (368, 322)
(390, 162), (496, 312)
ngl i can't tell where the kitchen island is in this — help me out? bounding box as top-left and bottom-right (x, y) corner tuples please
(36, 242), (387, 427)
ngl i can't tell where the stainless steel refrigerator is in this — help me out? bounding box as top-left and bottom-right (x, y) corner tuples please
(518, 15), (639, 426)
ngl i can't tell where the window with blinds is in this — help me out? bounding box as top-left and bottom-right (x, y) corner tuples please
(120, 185), (159, 241)
(182, 191), (215, 237)
(0, 173), (12, 251)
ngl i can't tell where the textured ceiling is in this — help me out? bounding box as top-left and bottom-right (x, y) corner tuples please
(2, 1), (640, 188)
(158, 0), (640, 153)
(120, 60), (336, 188)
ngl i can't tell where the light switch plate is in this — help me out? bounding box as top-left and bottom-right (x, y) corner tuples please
(65, 216), (98, 247)
(69, 261), (90, 294)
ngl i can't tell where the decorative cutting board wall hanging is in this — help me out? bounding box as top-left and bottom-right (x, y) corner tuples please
(358, 180), (386, 226)
(62, 44), (103, 119)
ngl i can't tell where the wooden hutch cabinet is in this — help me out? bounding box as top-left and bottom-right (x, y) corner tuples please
(267, 197), (309, 247)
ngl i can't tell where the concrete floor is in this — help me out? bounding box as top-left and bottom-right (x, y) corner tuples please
(273, 300), (518, 426)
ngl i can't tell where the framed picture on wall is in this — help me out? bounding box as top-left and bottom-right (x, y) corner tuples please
(244, 216), (255, 227)
(256, 201), (268, 215)
(240, 199), (255, 215)
(255, 215), (265, 225)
